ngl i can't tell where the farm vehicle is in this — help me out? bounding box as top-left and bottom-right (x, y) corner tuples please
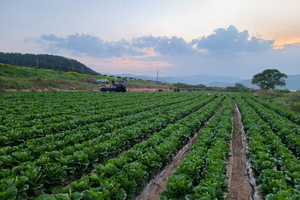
(99, 83), (127, 92)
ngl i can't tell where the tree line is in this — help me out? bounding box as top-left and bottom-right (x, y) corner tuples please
(173, 69), (288, 91)
(0, 52), (97, 74)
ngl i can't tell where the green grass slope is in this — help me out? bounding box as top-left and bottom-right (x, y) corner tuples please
(0, 64), (171, 92)
(0, 63), (108, 91)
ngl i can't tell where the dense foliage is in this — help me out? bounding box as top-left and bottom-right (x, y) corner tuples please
(253, 90), (300, 113)
(160, 96), (233, 199)
(237, 95), (300, 199)
(251, 69), (288, 89)
(0, 63), (105, 91)
(0, 52), (96, 74)
(1, 91), (300, 199)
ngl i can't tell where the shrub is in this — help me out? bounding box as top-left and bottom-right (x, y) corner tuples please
(277, 89), (291, 93)
(291, 102), (300, 113)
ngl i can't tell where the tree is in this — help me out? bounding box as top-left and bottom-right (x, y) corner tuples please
(235, 83), (248, 92)
(235, 83), (246, 89)
(251, 69), (288, 89)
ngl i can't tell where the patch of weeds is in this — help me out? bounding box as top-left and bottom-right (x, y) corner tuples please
(290, 102), (300, 113)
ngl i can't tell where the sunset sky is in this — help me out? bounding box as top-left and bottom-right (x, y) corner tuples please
(1, 0), (300, 79)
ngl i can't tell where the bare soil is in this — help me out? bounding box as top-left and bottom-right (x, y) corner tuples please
(136, 100), (260, 200)
(227, 100), (253, 199)
(136, 132), (200, 200)
(136, 103), (218, 200)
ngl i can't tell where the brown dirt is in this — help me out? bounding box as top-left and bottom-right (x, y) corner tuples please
(136, 130), (200, 200)
(136, 100), (261, 200)
(136, 103), (221, 200)
(227, 100), (253, 200)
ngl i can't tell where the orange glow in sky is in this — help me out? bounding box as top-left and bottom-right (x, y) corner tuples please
(76, 56), (174, 75)
(273, 38), (300, 49)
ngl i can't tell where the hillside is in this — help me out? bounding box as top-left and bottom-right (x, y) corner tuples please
(0, 63), (170, 92)
(0, 52), (96, 74)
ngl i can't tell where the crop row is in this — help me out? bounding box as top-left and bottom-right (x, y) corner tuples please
(237, 97), (300, 198)
(0, 92), (204, 146)
(0, 92), (134, 122)
(32, 96), (224, 199)
(0, 94), (214, 171)
(160, 96), (233, 199)
(250, 95), (300, 125)
(0, 93), (219, 199)
(1, 96), (202, 156)
(0, 91), (194, 113)
(243, 97), (300, 157)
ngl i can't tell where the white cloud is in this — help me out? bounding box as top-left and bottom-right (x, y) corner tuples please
(39, 33), (145, 58)
(37, 26), (300, 78)
(192, 25), (274, 56)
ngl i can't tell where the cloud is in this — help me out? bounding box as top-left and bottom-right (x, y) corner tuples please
(39, 27), (274, 59)
(41, 34), (60, 41)
(132, 36), (197, 55)
(132, 35), (161, 48)
(192, 25), (274, 56)
(39, 33), (145, 58)
(36, 26), (300, 79)
(40, 33), (199, 58)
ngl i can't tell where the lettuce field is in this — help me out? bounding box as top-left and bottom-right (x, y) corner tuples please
(1, 91), (300, 199)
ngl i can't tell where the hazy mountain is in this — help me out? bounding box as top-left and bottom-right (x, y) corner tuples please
(206, 82), (235, 87)
(115, 73), (300, 90)
(237, 80), (259, 89)
(115, 73), (243, 85)
(181, 75), (243, 85)
(160, 74), (243, 85)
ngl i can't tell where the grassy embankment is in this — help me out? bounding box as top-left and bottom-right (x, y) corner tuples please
(0, 63), (171, 92)
(1, 63), (300, 112)
(254, 89), (300, 112)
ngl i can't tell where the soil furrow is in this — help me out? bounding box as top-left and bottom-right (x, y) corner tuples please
(227, 100), (261, 200)
(135, 100), (223, 200)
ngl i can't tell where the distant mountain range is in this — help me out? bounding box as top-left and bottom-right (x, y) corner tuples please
(116, 73), (300, 91)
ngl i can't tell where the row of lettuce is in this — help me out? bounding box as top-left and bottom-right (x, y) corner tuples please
(0, 92), (218, 199)
(0, 92), (201, 146)
(2, 91), (300, 199)
(159, 93), (300, 199)
(35, 95), (225, 200)
(237, 96), (300, 199)
(159, 96), (233, 199)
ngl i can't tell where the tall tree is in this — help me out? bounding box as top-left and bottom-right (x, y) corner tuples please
(251, 69), (288, 89)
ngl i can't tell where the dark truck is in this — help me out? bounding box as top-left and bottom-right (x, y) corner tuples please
(99, 83), (127, 92)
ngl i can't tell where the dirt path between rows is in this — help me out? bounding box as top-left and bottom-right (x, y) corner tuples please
(135, 103), (220, 200)
(227, 100), (253, 199)
(135, 129), (200, 200)
(136, 100), (262, 200)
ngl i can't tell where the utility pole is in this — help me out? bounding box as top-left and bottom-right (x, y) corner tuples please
(156, 71), (159, 82)
(36, 58), (39, 67)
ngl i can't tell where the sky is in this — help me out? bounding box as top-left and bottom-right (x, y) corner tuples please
(1, 0), (300, 79)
